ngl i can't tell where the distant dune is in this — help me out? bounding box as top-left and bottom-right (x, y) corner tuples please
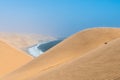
(2, 28), (120, 80)
(0, 40), (33, 77)
(0, 32), (55, 49)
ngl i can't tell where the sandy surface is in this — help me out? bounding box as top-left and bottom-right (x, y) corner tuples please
(0, 33), (55, 49)
(0, 40), (33, 77)
(1, 28), (120, 80)
(33, 38), (120, 80)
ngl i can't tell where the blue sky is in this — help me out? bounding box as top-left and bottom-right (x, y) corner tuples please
(0, 0), (120, 37)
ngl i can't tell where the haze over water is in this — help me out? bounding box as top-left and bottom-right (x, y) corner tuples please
(0, 0), (120, 37)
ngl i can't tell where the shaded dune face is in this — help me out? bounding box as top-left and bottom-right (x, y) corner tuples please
(2, 28), (120, 80)
(0, 40), (33, 77)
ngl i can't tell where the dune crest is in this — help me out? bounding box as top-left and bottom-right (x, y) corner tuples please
(32, 38), (120, 80)
(1, 28), (120, 80)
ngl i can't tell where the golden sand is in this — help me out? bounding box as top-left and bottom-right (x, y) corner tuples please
(0, 40), (33, 77)
(1, 28), (120, 80)
(33, 38), (120, 80)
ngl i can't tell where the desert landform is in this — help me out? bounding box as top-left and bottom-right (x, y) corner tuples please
(1, 28), (120, 80)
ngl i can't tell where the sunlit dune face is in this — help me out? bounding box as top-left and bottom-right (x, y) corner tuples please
(2, 28), (120, 80)
(0, 41), (33, 77)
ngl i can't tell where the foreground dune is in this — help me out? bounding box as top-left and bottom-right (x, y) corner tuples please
(32, 38), (120, 80)
(1, 28), (120, 80)
(0, 40), (33, 77)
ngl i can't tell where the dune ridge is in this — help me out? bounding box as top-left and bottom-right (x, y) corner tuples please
(32, 38), (120, 80)
(1, 28), (120, 80)
(0, 40), (33, 77)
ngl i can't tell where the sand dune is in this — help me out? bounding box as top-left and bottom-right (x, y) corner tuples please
(0, 40), (33, 77)
(2, 28), (120, 80)
(0, 33), (55, 49)
(32, 38), (120, 80)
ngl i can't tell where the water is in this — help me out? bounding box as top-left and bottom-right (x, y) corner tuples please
(28, 40), (63, 57)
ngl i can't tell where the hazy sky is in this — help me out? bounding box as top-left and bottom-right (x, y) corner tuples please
(0, 0), (120, 37)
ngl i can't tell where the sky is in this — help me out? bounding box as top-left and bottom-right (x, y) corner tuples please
(0, 0), (120, 37)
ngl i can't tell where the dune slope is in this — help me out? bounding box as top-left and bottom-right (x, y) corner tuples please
(2, 28), (120, 80)
(0, 40), (33, 77)
(32, 38), (120, 80)
(0, 33), (55, 49)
